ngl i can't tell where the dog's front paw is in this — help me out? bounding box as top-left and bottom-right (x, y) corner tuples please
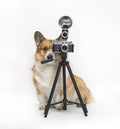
(54, 104), (63, 110)
(39, 104), (45, 110)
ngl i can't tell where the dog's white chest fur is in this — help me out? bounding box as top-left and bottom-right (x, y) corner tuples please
(33, 62), (64, 109)
(34, 63), (62, 89)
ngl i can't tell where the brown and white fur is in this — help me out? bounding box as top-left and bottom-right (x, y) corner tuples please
(32, 31), (93, 110)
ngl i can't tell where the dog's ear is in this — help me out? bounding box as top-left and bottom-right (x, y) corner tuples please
(56, 34), (63, 41)
(34, 31), (44, 47)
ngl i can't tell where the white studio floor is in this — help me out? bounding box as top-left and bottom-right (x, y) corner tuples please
(0, 83), (120, 129)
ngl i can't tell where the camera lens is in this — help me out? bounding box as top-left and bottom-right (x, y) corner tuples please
(61, 44), (68, 52)
(62, 30), (68, 39)
(63, 32), (67, 37)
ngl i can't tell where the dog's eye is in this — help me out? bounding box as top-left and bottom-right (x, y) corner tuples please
(43, 46), (48, 51)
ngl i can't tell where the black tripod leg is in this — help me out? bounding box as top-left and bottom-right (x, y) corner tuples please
(66, 62), (88, 116)
(44, 63), (62, 117)
(63, 62), (67, 110)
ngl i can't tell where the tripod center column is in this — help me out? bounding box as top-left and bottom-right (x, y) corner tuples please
(62, 60), (67, 110)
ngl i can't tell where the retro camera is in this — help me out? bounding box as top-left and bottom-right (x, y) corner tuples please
(53, 41), (74, 53)
(53, 16), (74, 53)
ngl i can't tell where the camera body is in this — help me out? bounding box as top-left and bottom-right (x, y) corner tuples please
(53, 41), (74, 53)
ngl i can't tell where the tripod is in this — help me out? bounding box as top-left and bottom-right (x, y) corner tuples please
(44, 52), (88, 117)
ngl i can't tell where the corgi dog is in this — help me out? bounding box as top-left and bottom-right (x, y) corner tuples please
(32, 31), (93, 110)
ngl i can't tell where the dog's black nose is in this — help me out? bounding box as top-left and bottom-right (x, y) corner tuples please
(47, 54), (53, 60)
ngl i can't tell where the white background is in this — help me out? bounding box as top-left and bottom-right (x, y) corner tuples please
(0, 0), (120, 129)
